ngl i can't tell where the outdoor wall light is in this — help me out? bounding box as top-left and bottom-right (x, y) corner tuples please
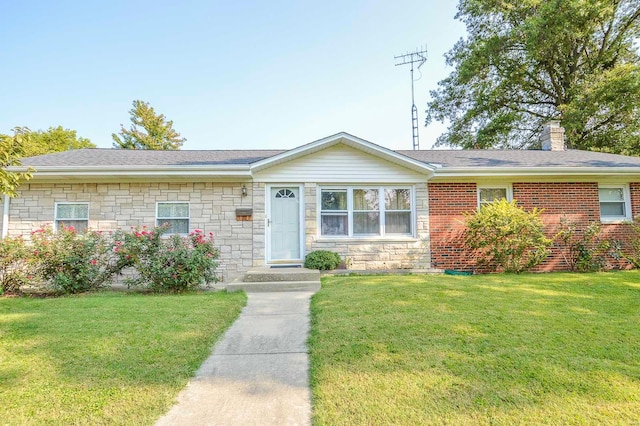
(242, 184), (248, 197)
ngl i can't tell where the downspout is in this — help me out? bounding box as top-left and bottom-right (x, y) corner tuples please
(2, 195), (9, 238)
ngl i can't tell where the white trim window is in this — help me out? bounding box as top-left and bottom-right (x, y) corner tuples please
(599, 185), (631, 222)
(55, 202), (89, 232)
(320, 189), (348, 236)
(353, 188), (380, 235)
(385, 188), (412, 234)
(156, 202), (190, 235)
(319, 186), (414, 237)
(478, 185), (512, 208)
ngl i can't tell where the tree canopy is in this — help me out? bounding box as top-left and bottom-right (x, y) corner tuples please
(0, 129), (32, 197)
(0, 126), (94, 158)
(7, 126), (95, 157)
(426, 0), (640, 154)
(0, 126), (92, 197)
(112, 100), (186, 150)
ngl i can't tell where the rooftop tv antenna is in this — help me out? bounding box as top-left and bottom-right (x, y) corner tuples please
(394, 46), (427, 150)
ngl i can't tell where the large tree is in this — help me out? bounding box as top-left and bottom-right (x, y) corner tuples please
(0, 126), (95, 158)
(426, 0), (640, 154)
(0, 129), (32, 197)
(6, 126), (95, 157)
(0, 126), (92, 196)
(112, 100), (186, 150)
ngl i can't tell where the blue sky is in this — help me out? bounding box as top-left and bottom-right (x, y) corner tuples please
(1, 1), (466, 150)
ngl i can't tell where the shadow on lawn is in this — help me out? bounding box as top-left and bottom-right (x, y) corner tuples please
(0, 293), (245, 388)
(310, 272), (640, 418)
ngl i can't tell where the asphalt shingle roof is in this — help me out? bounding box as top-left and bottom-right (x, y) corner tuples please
(397, 149), (640, 168)
(19, 147), (640, 169)
(21, 149), (286, 167)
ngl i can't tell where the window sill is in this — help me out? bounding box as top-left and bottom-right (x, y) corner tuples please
(600, 217), (631, 224)
(317, 236), (418, 243)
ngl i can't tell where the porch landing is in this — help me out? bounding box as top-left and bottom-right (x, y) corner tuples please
(225, 267), (321, 293)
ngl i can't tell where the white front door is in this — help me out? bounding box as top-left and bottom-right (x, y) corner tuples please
(268, 186), (301, 261)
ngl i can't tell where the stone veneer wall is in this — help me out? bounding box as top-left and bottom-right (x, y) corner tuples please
(304, 183), (431, 270)
(429, 181), (640, 272)
(251, 182), (266, 269)
(7, 182), (256, 282)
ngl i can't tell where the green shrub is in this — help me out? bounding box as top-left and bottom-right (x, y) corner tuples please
(619, 216), (640, 268)
(0, 235), (28, 295)
(304, 250), (341, 270)
(29, 225), (120, 294)
(113, 226), (220, 292)
(464, 199), (552, 273)
(555, 218), (617, 271)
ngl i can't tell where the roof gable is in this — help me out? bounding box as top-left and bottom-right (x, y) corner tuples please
(253, 143), (427, 183)
(251, 132), (435, 175)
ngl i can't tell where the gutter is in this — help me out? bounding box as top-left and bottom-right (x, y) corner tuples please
(8, 163), (640, 182)
(9, 164), (251, 173)
(431, 166), (640, 178)
(2, 195), (8, 238)
(7, 164), (254, 181)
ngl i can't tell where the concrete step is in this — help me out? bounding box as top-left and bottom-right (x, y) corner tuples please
(225, 280), (321, 293)
(242, 267), (320, 283)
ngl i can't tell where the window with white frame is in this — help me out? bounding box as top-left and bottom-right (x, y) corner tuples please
(353, 189), (380, 235)
(385, 188), (412, 234)
(478, 186), (511, 208)
(156, 202), (190, 234)
(55, 203), (89, 232)
(599, 186), (631, 221)
(320, 190), (348, 235)
(320, 187), (413, 237)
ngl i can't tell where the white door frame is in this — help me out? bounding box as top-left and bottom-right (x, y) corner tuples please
(265, 184), (305, 264)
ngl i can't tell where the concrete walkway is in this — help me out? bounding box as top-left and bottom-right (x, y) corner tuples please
(156, 291), (314, 426)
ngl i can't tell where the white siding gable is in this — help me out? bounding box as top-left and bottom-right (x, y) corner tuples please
(253, 144), (427, 183)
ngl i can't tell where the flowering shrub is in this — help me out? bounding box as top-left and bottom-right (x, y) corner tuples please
(0, 224), (221, 296)
(29, 225), (120, 294)
(113, 226), (220, 292)
(0, 235), (28, 294)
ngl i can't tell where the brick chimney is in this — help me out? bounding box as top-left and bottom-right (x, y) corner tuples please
(540, 120), (565, 151)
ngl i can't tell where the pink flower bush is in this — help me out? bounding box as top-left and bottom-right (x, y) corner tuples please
(2, 224), (221, 295)
(0, 235), (29, 294)
(29, 225), (122, 294)
(111, 225), (220, 292)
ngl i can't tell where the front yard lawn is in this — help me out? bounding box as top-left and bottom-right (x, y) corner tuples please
(309, 272), (640, 425)
(0, 291), (246, 425)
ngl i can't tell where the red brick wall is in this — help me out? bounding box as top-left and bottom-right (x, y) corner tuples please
(632, 182), (640, 214)
(602, 181), (640, 268)
(428, 183), (477, 271)
(429, 181), (640, 272)
(514, 183), (599, 271)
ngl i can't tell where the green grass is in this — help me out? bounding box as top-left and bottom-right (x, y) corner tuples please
(0, 291), (246, 425)
(309, 272), (640, 425)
